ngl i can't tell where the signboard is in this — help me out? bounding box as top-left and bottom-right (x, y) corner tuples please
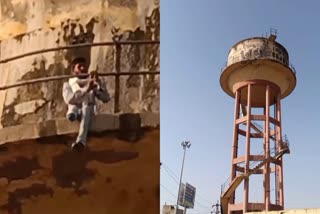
(178, 182), (196, 209)
(184, 183), (196, 208)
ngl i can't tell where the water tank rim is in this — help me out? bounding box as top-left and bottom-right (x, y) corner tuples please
(219, 59), (297, 100)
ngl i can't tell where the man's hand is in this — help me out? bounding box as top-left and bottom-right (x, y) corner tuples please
(86, 72), (102, 92)
(90, 71), (98, 80)
(87, 79), (98, 92)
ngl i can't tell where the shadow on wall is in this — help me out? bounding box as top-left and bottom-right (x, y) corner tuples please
(52, 148), (139, 194)
(0, 148), (139, 213)
(0, 127), (159, 214)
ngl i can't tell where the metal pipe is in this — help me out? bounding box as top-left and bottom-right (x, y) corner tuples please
(0, 40), (160, 64)
(0, 71), (160, 91)
(114, 43), (121, 113)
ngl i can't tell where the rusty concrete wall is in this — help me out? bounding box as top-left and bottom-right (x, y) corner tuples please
(227, 37), (289, 66)
(0, 1), (160, 213)
(0, 0), (160, 129)
(0, 128), (159, 214)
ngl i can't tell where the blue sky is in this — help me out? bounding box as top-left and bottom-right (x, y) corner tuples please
(160, 1), (320, 213)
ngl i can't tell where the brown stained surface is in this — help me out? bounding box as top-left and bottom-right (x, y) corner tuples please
(0, 129), (159, 214)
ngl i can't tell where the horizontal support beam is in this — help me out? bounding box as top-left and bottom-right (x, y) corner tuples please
(251, 115), (265, 121)
(236, 116), (247, 124)
(233, 156), (245, 164)
(250, 132), (263, 138)
(233, 155), (265, 164)
(228, 203), (243, 211)
(0, 40), (160, 64)
(238, 129), (264, 138)
(248, 202), (265, 211)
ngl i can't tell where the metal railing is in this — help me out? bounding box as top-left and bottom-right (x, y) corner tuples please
(0, 40), (160, 113)
(0, 40), (159, 64)
(280, 135), (290, 153)
(221, 176), (231, 195)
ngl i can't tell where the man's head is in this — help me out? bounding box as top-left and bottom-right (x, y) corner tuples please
(71, 57), (87, 77)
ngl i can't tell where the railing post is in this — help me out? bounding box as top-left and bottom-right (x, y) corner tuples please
(114, 43), (121, 113)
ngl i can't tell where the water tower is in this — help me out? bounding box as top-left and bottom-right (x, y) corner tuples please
(219, 31), (296, 214)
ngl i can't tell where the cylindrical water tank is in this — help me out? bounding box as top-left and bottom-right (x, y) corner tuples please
(220, 36), (296, 105)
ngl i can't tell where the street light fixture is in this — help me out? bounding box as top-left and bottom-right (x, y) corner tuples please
(212, 201), (220, 214)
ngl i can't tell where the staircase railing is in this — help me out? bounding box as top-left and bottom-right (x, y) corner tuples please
(220, 138), (290, 196)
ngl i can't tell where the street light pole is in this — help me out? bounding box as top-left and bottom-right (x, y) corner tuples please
(176, 141), (191, 214)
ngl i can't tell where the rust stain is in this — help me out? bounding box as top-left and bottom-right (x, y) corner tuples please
(105, 177), (112, 184)
(0, 129), (159, 214)
(0, 156), (41, 182)
(1, 183), (53, 214)
(52, 149), (138, 191)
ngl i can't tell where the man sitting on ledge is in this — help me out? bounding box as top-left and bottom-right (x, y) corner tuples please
(62, 57), (110, 151)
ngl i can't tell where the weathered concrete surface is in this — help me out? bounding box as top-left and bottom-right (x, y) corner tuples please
(0, 0), (160, 129)
(227, 37), (289, 66)
(0, 112), (159, 144)
(0, 128), (159, 214)
(247, 208), (320, 214)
